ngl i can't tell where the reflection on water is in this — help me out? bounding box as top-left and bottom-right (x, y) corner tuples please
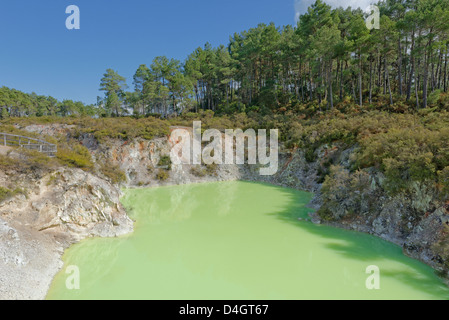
(47, 181), (449, 300)
(122, 182), (239, 224)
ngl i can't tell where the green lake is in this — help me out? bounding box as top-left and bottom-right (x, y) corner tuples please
(46, 181), (449, 300)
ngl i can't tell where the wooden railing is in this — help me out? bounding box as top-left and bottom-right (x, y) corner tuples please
(0, 133), (57, 157)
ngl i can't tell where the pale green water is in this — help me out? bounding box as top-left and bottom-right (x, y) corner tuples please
(47, 181), (449, 300)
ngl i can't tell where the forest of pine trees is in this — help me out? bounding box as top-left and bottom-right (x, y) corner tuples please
(1, 0), (449, 118)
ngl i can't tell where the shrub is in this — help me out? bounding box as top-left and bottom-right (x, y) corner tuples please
(0, 150), (58, 174)
(319, 166), (371, 221)
(99, 163), (127, 184)
(0, 186), (26, 203)
(156, 169), (169, 181)
(438, 167), (449, 196)
(205, 163), (218, 176)
(0, 154), (18, 171)
(0, 187), (11, 202)
(356, 125), (445, 194)
(158, 155), (172, 170)
(305, 146), (317, 163)
(428, 90), (442, 106)
(190, 163), (218, 177)
(57, 144), (93, 169)
(190, 166), (207, 177)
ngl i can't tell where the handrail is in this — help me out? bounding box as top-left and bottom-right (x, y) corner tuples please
(0, 132), (57, 157)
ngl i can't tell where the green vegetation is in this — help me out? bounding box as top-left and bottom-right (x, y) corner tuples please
(158, 155), (172, 170)
(99, 162), (127, 184)
(99, 69), (128, 117)
(57, 143), (93, 169)
(0, 149), (59, 173)
(46, 172), (61, 186)
(190, 166), (207, 177)
(0, 87), (95, 118)
(0, 186), (26, 203)
(286, 110), (449, 195)
(156, 169), (170, 181)
(190, 164), (218, 177)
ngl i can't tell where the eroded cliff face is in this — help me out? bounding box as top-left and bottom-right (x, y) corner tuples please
(0, 152), (133, 300)
(90, 137), (243, 187)
(320, 175), (449, 276)
(301, 143), (449, 279)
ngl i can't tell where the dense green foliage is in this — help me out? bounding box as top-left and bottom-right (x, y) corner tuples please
(2, 0), (448, 118)
(284, 109), (449, 195)
(0, 87), (95, 118)
(0, 186), (26, 203)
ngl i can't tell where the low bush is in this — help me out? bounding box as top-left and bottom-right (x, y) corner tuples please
(158, 155), (172, 170)
(156, 169), (169, 181)
(205, 163), (218, 176)
(99, 162), (127, 184)
(190, 166), (207, 177)
(56, 143), (93, 169)
(0, 186), (26, 203)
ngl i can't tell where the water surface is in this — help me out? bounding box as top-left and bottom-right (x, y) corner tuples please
(47, 181), (449, 300)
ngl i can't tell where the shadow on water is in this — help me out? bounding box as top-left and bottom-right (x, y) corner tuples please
(263, 182), (449, 299)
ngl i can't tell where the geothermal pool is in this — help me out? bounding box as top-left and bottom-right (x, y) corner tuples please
(47, 181), (449, 300)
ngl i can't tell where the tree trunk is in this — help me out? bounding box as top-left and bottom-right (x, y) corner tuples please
(328, 59), (333, 109)
(309, 63), (313, 102)
(369, 56), (373, 104)
(339, 60), (345, 101)
(398, 37), (403, 96)
(385, 58), (393, 105)
(423, 49), (430, 108)
(406, 28), (416, 101)
(444, 44), (448, 92)
(358, 51), (363, 107)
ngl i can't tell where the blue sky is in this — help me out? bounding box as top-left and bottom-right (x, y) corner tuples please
(0, 0), (299, 104)
(0, 0), (370, 104)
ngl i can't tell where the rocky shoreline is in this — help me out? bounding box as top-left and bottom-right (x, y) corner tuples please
(0, 164), (134, 300)
(1, 123), (449, 299)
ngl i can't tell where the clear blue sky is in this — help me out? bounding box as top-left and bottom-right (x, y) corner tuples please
(0, 0), (298, 105)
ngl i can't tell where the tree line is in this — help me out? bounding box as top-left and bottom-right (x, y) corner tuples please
(97, 0), (449, 117)
(0, 87), (96, 118)
(2, 0), (449, 119)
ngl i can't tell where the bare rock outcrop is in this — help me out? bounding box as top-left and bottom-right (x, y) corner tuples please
(0, 167), (133, 300)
